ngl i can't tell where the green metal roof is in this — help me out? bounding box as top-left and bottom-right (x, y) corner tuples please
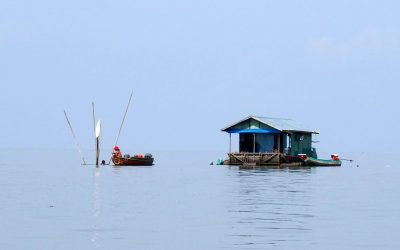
(221, 115), (319, 134)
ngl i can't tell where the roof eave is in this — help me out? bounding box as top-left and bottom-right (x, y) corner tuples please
(221, 115), (283, 132)
(282, 130), (320, 134)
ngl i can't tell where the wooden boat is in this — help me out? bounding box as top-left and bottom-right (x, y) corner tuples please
(112, 153), (154, 166)
(112, 146), (154, 166)
(302, 156), (341, 167)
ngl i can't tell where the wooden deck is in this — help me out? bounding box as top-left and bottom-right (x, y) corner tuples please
(223, 152), (307, 167)
(224, 152), (282, 166)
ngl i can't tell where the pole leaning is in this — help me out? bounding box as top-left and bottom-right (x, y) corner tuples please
(64, 110), (87, 165)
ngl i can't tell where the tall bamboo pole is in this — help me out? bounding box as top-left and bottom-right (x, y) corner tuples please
(108, 91), (133, 164)
(92, 102), (97, 165)
(64, 110), (87, 165)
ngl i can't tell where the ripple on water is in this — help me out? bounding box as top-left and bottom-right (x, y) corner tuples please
(224, 168), (315, 249)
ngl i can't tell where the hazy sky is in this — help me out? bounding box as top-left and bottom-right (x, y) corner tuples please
(1, 0), (399, 154)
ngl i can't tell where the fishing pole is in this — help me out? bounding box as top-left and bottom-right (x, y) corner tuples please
(341, 158), (354, 162)
(92, 102), (96, 159)
(108, 91), (133, 164)
(64, 110), (87, 165)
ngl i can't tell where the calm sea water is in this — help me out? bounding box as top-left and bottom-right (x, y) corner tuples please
(0, 149), (399, 250)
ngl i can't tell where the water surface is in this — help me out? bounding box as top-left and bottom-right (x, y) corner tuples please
(0, 150), (399, 249)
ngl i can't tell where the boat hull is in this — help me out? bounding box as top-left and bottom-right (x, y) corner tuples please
(112, 156), (154, 166)
(303, 157), (341, 167)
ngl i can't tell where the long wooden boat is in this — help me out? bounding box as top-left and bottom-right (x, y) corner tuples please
(303, 157), (341, 167)
(112, 155), (154, 166)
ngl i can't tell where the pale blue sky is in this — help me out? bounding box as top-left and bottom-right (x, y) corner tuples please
(1, 0), (399, 154)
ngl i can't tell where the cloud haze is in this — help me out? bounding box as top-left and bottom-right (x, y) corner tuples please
(309, 27), (400, 57)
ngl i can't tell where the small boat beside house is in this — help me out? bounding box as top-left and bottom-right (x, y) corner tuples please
(298, 154), (341, 166)
(220, 115), (341, 167)
(303, 156), (341, 167)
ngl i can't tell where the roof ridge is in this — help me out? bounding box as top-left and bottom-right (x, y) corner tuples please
(252, 115), (292, 120)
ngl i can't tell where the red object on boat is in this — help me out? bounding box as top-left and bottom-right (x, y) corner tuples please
(298, 154), (308, 160)
(331, 154), (339, 161)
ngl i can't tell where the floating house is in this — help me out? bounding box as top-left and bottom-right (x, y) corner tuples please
(221, 115), (339, 167)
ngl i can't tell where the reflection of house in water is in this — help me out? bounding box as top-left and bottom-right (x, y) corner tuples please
(221, 116), (319, 166)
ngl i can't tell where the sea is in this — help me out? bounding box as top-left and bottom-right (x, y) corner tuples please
(0, 149), (399, 250)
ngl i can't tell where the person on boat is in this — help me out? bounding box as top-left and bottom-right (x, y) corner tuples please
(113, 146), (122, 158)
(331, 154), (340, 161)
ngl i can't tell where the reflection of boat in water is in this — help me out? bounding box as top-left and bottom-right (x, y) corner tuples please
(112, 146), (154, 166)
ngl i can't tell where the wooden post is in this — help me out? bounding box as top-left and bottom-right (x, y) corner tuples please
(277, 133), (281, 153)
(253, 134), (256, 153)
(96, 138), (99, 167)
(278, 134), (282, 165)
(95, 120), (101, 167)
(229, 133), (231, 154)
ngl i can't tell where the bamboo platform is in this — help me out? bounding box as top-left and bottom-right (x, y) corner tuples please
(223, 152), (308, 168)
(224, 152), (282, 166)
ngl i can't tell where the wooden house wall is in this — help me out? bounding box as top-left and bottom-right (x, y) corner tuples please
(290, 132), (312, 156)
(240, 134), (275, 152)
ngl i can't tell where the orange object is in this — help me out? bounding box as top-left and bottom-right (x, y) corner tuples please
(331, 154), (339, 161)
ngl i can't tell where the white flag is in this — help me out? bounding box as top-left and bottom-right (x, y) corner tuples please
(95, 120), (101, 138)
